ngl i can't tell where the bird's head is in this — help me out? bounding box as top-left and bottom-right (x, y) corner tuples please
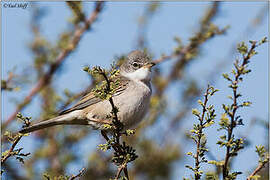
(120, 50), (155, 82)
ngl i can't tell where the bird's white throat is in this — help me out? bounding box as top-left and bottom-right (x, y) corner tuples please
(121, 67), (151, 82)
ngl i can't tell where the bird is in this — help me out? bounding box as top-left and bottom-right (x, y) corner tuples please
(20, 50), (155, 134)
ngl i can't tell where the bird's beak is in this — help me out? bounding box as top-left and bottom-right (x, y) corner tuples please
(143, 62), (156, 69)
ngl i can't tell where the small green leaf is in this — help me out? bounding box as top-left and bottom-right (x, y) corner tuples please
(237, 42), (248, 55)
(192, 108), (201, 117)
(242, 101), (252, 107)
(258, 37), (267, 45)
(208, 160), (224, 166)
(125, 129), (135, 136)
(204, 121), (214, 128)
(222, 73), (232, 81)
(102, 124), (112, 129)
(198, 100), (204, 107)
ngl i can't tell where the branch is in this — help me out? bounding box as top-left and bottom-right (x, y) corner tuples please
(152, 2), (225, 144)
(1, 135), (23, 164)
(114, 163), (128, 180)
(222, 41), (260, 178)
(151, 2), (224, 100)
(247, 145), (269, 180)
(4, 2), (104, 128)
(247, 160), (269, 180)
(185, 85), (217, 179)
(194, 86), (210, 180)
(168, 2), (222, 82)
(152, 54), (176, 65)
(1, 113), (31, 166)
(87, 66), (137, 180)
(99, 71), (120, 126)
(68, 168), (86, 180)
(1, 72), (16, 91)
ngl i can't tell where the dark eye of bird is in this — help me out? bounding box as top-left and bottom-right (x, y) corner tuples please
(132, 62), (139, 68)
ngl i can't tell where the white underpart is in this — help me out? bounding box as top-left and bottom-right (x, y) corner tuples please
(66, 110), (84, 120)
(121, 67), (151, 82)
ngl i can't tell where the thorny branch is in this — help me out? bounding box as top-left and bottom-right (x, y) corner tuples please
(161, 2), (267, 146)
(186, 85), (217, 179)
(168, 2), (223, 82)
(152, 2), (226, 142)
(4, 2), (104, 128)
(1, 113), (31, 170)
(194, 87), (210, 180)
(68, 168), (86, 180)
(99, 70), (120, 128)
(222, 41), (261, 178)
(247, 145), (269, 180)
(1, 135), (23, 165)
(247, 161), (269, 180)
(87, 66), (137, 180)
(151, 2), (225, 100)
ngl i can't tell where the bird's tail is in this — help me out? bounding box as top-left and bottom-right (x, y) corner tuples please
(19, 113), (88, 134)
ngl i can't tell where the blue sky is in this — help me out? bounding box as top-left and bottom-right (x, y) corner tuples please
(2, 2), (268, 179)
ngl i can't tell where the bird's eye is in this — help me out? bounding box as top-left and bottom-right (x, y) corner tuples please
(132, 62), (139, 68)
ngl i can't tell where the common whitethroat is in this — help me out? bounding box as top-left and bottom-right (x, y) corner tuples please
(20, 50), (156, 134)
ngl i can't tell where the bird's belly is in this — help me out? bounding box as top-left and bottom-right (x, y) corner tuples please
(114, 84), (151, 129)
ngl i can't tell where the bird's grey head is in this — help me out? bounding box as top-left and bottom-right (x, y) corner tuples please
(120, 50), (155, 82)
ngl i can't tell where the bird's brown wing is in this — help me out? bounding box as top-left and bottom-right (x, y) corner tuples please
(59, 75), (129, 115)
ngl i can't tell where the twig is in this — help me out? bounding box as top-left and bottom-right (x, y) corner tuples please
(2, 113), (31, 165)
(194, 86), (210, 180)
(247, 159), (269, 180)
(151, 2), (222, 103)
(68, 168), (86, 180)
(101, 130), (121, 153)
(207, 4), (268, 85)
(1, 135), (23, 164)
(155, 2), (223, 145)
(152, 54), (176, 65)
(99, 71), (120, 125)
(115, 163), (127, 180)
(222, 42), (258, 178)
(169, 2), (221, 82)
(1, 72), (15, 91)
(4, 2), (104, 128)
(90, 67), (134, 180)
(123, 167), (129, 180)
(185, 85), (217, 179)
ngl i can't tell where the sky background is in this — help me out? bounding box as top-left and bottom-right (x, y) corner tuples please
(2, 1), (269, 179)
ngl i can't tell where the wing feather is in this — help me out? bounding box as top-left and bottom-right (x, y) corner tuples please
(59, 75), (129, 115)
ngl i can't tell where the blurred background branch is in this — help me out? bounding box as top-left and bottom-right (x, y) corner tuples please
(4, 2), (104, 128)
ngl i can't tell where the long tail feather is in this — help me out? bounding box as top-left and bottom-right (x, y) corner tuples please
(19, 113), (88, 134)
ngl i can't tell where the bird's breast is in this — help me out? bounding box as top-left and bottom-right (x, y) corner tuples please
(114, 80), (152, 129)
